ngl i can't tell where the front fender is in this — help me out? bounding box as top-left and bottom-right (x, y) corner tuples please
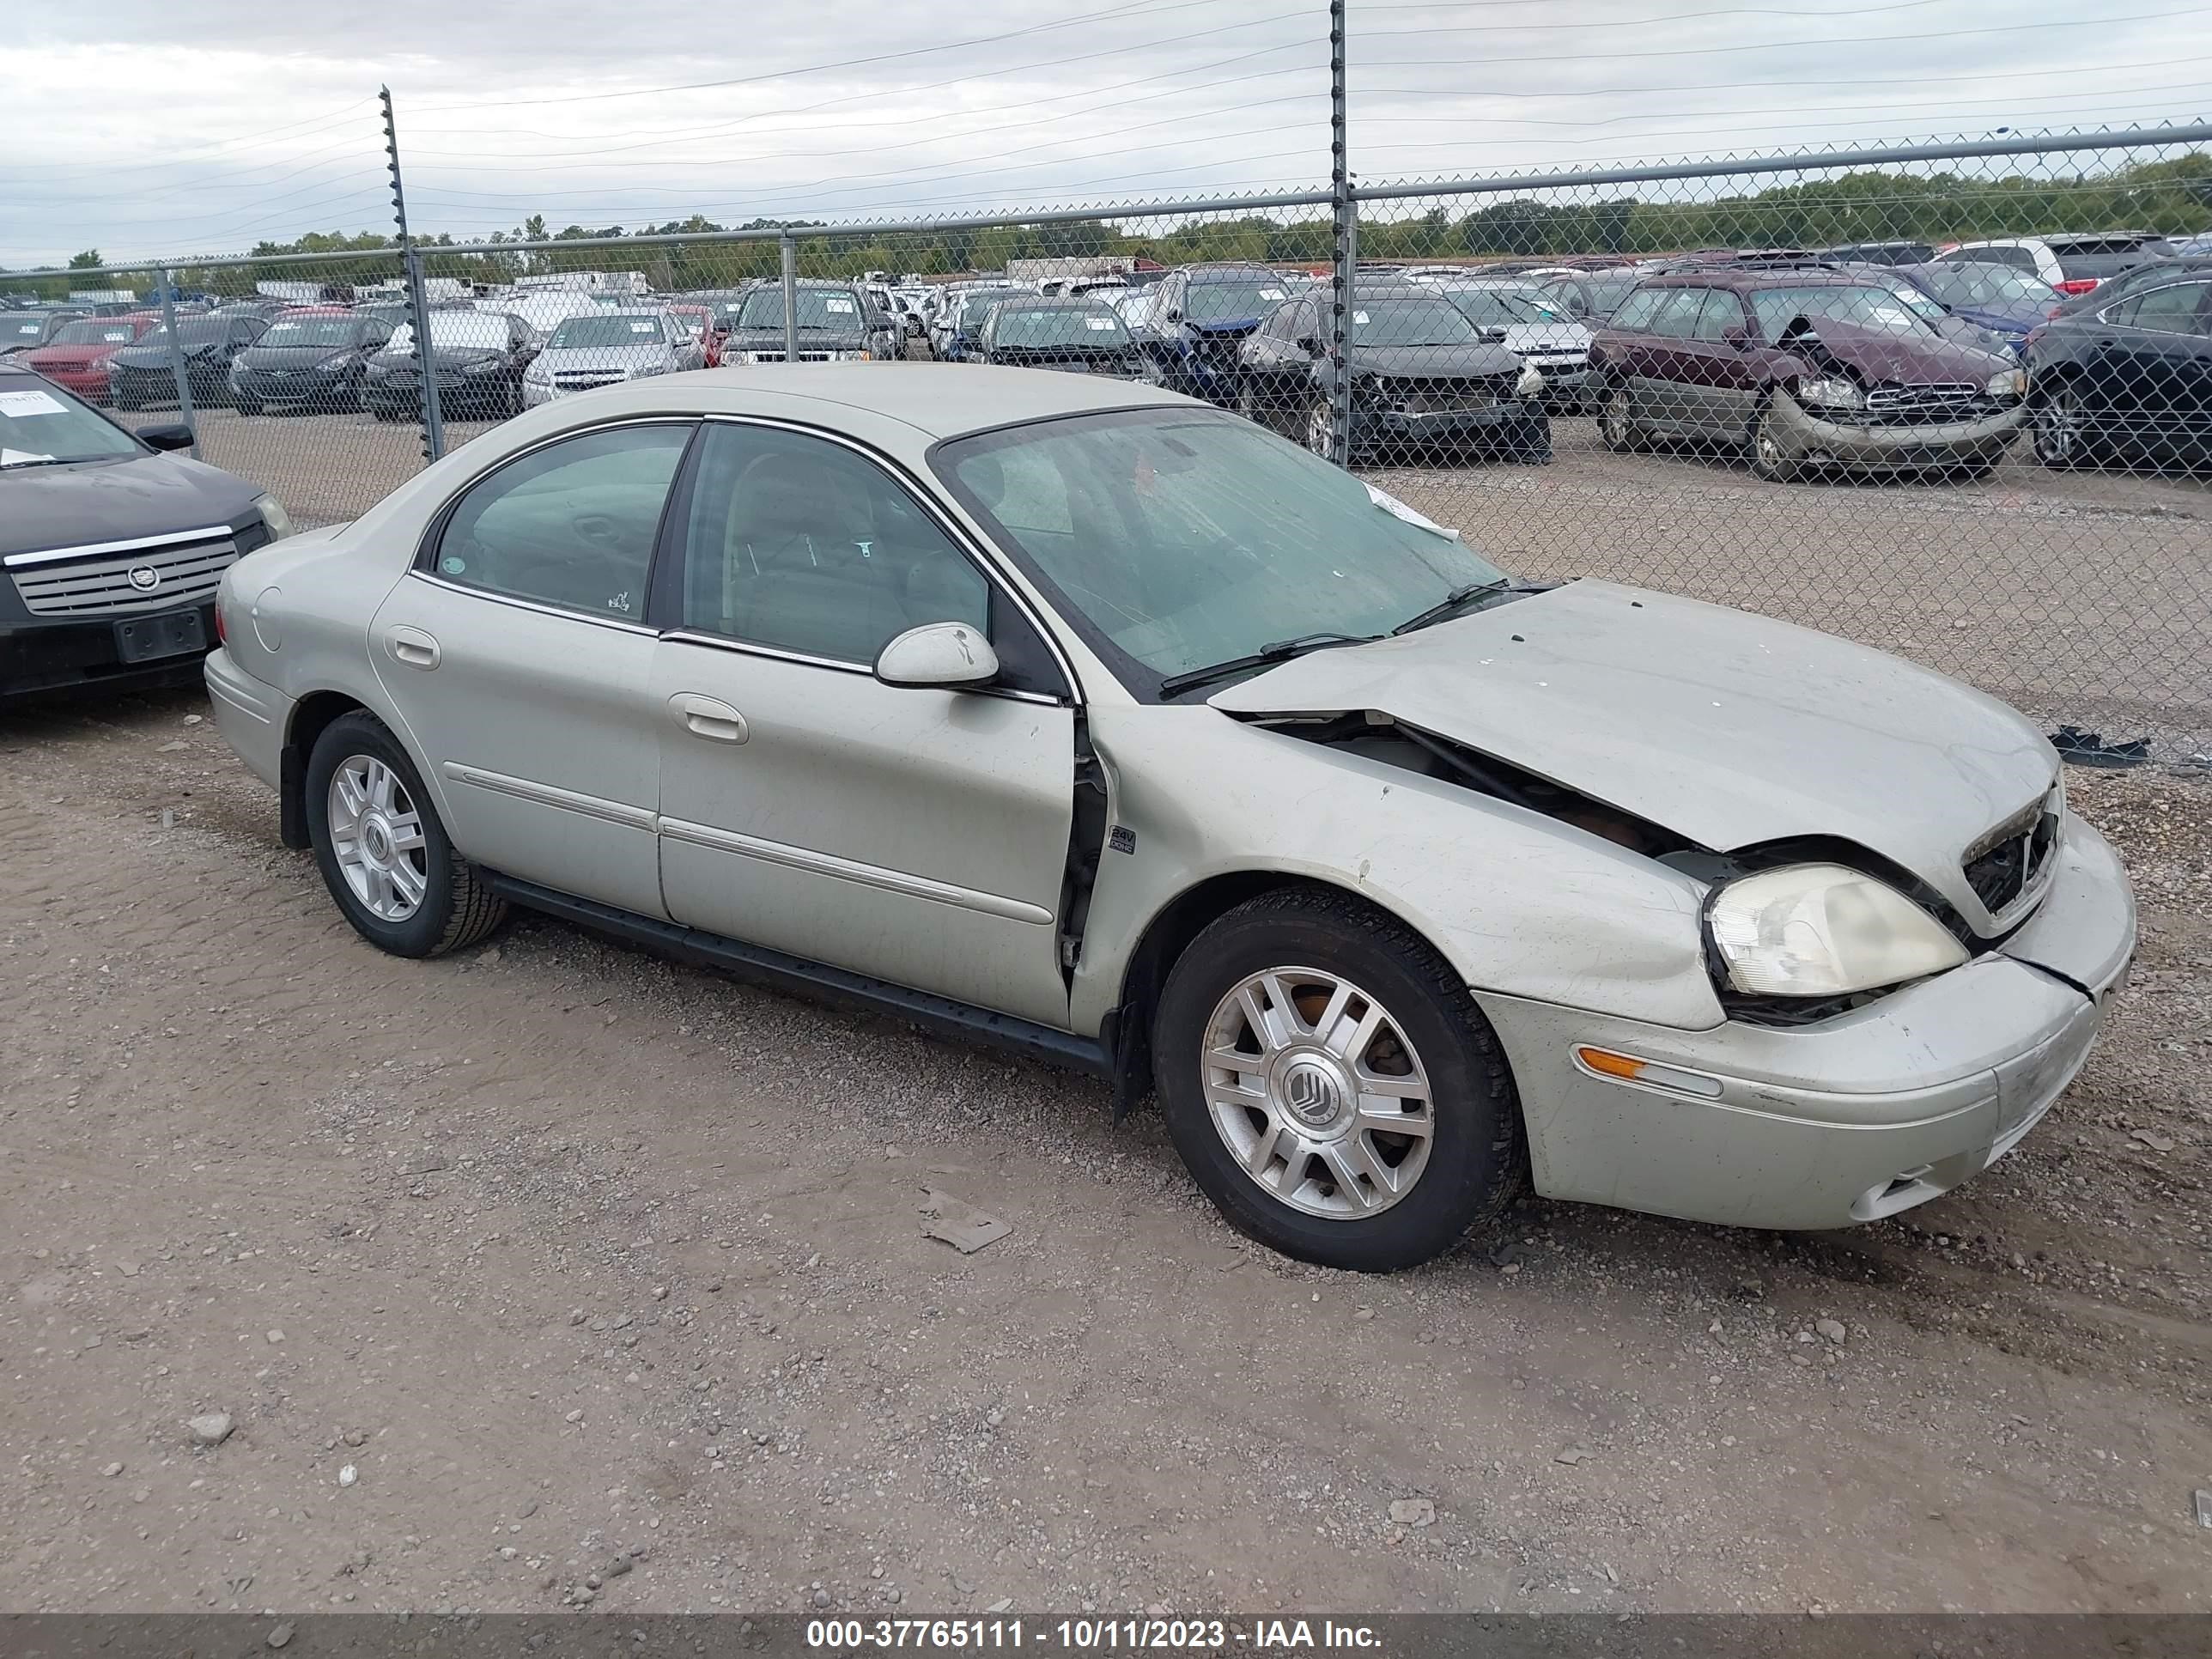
(1072, 705), (1724, 1038)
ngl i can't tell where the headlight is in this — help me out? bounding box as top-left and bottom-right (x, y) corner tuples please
(317, 353), (353, 370)
(525, 363), (551, 384)
(253, 495), (295, 542)
(1707, 863), (1966, 998)
(462, 357), (503, 375)
(1515, 362), (1545, 398)
(1796, 375), (1863, 410)
(1984, 368), (2026, 398)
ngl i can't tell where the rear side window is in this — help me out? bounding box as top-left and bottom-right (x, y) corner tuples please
(1605, 288), (1663, 331)
(2115, 281), (2212, 335)
(431, 424), (693, 622)
(1644, 288), (1708, 338)
(1691, 290), (1747, 342)
(1954, 246), (2037, 273)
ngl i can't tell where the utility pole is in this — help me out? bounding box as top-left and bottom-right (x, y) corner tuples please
(382, 86), (446, 463)
(1327, 0), (1354, 467)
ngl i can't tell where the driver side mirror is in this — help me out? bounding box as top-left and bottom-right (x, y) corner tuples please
(137, 422), (195, 451)
(1721, 324), (1751, 349)
(874, 621), (1000, 690)
(1478, 325), (1509, 344)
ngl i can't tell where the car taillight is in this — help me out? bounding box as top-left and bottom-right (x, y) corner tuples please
(2052, 278), (2100, 295)
(213, 594), (228, 645)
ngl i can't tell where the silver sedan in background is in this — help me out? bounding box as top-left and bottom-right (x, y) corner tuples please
(202, 366), (2132, 1272)
(520, 308), (705, 406)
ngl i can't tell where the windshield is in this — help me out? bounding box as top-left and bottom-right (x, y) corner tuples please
(1749, 285), (1936, 341)
(0, 380), (142, 468)
(3, 315), (52, 342)
(133, 318), (228, 350)
(935, 408), (1507, 690)
(1349, 299), (1484, 346)
(52, 320), (141, 345)
(387, 313), (509, 353)
(953, 289), (1024, 329)
(548, 314), (667, 348)
(1914, 263), (2059, 308)
(1867, 278), (1948, 323)
(257, 319), (358, 349)
(735, 288), (864, 331)
(1439, 287), (1549, 327)
(1185, 278), (1291, 323)
(989, 305), (1131, 348)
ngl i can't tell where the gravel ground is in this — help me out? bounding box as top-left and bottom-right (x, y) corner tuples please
(117, 397), (2212, 757)
(1, 688), (2207, 1617)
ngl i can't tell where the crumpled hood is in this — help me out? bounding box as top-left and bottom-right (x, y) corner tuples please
(1778, 315), (2009, 382)
(0, 452), (260, 559)
(1209, 578), (2057, 931)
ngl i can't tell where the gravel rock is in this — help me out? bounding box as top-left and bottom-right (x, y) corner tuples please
(187, 1412), (234, 1447)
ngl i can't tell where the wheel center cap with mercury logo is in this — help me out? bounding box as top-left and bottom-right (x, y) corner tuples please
(127, 565), (161, 592)
(1280, 1057), (1346, 1129)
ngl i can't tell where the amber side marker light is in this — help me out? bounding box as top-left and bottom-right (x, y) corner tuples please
(1574, 1046), (1724, 1098)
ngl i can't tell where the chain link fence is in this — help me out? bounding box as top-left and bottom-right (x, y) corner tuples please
(5, 124), (2207, 750)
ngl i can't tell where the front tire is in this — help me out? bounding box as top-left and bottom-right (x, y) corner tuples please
(306, 711), (506, 958)
(1747, 397), (1800, 483)
(1152, 888), (1522, 1272)
(2032, 380), (2090, 469)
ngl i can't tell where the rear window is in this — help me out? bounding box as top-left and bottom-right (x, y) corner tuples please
(2056, 249), (2171, 283)
(2046, 234), (2172, 255)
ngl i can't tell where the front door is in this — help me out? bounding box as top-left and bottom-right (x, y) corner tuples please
(649, 419), (1078, 1027)
(371, 420), (695, 920)
(1628, 287), (1709, 433)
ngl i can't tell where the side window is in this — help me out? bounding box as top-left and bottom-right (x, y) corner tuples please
(2125, 282), (2209, 334)
(1691, 290), (1746, 342)
(677, 423), (995, 668)
(1644, 289), (1707, 339)
(1606, 288), (1663, 331)
(431, 423), (691, 621)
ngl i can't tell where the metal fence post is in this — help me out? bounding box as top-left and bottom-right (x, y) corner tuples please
(153, 266), (198, 454)
(381, 85), (445, 462)
(1326, 0), (1353, 468)
(779, 233), (799, 364)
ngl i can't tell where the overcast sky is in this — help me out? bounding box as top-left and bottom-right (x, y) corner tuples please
(2, 0), (2203, 268)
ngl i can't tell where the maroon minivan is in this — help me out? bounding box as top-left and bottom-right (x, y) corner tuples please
(1588, 262), (2028, 481)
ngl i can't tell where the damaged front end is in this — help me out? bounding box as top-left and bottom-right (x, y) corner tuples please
(1769, 318), (2027, 471)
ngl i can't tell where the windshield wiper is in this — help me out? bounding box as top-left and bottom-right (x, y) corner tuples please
(0, 455), (76, 471)
(1390, 579), (1513, 637)
(1157, 631), (1377, 699)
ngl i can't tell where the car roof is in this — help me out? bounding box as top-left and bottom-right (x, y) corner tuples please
(543, 362), (1190, 444)
(1642, 266), (1863, 289)
(1183, 265), (1279, 281)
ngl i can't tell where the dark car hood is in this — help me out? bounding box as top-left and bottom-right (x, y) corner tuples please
(375, 348), (506, 369)
(240, 344), (359, 367)
(112, 343), (220, 367)
(1210, 578), (2056, 934)
(1952, 300), (2046, 331)
(990, 342), (1138, 368)
(1775, 316), (2006, 382)
(1185, 317), (1264, 337)
(1345, 341), (1524, 377)
(1, 451), (260, 559)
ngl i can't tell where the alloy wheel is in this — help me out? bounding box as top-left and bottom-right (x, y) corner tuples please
(1601, 386), (1633, 447)
(326, 755), (429, 922)
(1200, 967), (1436, 1221)
(1305, 400), (1334, 458)
(2034, 387), (2081, 465)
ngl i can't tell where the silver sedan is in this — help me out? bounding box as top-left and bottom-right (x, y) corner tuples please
(204, 365), (2134, 1271)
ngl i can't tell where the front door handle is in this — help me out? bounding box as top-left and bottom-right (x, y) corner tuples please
(386, 626), (440, 670)
(669, 692), (748, 744)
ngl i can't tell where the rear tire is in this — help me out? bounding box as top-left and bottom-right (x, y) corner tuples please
(1152, 887), (1522, 1273)
(1597, 380), (1642, 453)
(306, 711), (506, 959)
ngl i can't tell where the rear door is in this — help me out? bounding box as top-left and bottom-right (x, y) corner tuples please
(2094, 279), (2212, 452)
(370, 420), (695, 920)
(648, 418), (1078, 1026)
(1630, 288), (1710, 432)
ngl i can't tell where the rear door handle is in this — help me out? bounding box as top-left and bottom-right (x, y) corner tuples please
(386, 626), (440, 670)
(669, 692), (748, 744)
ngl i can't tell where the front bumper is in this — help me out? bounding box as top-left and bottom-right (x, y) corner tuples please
(1769, 388), (2027, 470)
(1, 599), (217, 699)
(1484, 810), (2134, 1231)
(234, 368), (353, 406)
(1358, 398), (1542, 452)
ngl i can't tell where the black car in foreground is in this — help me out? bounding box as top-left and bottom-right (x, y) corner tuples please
(1237, 284), (1547, 463)
(362, 309), (536, 422)
(2026, 270), (2212, 470)
(0, 365), (291, 698)
(231, 308), (395, 416)
(106, 313), (270, 410)
(975, 296), (1157, 379)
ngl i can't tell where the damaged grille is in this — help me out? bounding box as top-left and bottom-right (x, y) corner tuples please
(1863, 382), (1999, 426)
(1963, 799), (2059, 915)
(1379, 373), (1521, 413)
